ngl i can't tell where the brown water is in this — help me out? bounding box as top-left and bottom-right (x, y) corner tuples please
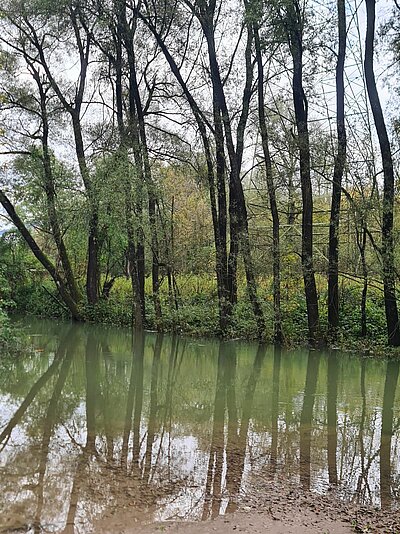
(0, 318), (399, 532)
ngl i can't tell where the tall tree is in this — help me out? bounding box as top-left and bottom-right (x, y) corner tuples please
(328, 0), (347, 339)
(283, 0), (320, 346)
(253, 12), (282, 343)
(364, 0), (400, 346)
(7, 1), (102, 305)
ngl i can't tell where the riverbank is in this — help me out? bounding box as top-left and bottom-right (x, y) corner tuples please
(10, 273), (397, 353)
(94, 478), (400, 534)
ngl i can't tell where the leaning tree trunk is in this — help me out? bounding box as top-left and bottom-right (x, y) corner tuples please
(364, 0), (400, 346)
(0, 191), (82, 321)
(328, 0), (347, 340)
(287, 3), (320, 346)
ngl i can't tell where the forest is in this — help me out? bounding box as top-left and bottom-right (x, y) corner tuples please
(0, 0), (400, 348)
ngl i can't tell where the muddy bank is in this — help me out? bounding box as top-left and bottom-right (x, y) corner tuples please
(94, 480), (400, 534)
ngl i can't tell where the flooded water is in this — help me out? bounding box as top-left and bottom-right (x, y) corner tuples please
(0, 318), (399, 532)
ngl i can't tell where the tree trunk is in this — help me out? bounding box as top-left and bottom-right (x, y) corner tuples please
(328, 0), (347, 340)
(364, 0), (400, 346)
(122, 9), (161, 325)
(203, 17), (265, 337)
(113, 3), (146, 327)
(138, 13), (231, 334)
(287, 3), (320, 346)
(254, 23), (283, 344)
(0, 190), (83, 321)
(71, 112), (100, 306)
(29, 65), (81, 305)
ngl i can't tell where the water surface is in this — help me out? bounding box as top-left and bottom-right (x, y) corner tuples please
(1, 318), (399, 532)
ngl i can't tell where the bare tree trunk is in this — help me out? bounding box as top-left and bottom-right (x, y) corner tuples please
(254, 23), (283, 344)
(137, 12), (232, 334)
(364, 0), (400, 346)
(202, 14), (265, 337)
(328, 0), (347, 339)
(286, 1), (320, 346)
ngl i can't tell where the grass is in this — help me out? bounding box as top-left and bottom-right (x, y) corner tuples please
(11, 271), (400, 356)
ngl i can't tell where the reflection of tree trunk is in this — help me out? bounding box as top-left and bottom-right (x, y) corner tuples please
(300, 351), (320, 489)
(121, 330), (145, 471)
(85, 332), (100, 454)
(143, 334), (163, 481)
(356, 360), (367, 499)
(62, 450), (89, 534)
(63, 331), (100, 533)
(224, 343), (239, 514)
(327, 352), (338, 484)
(0, 329), (72, 450)
(101, 340), (114, 463)
(380, 360), (399, 508)
(226, 344), (267, 513)
(121, 333), (137, 471)
(132, 331), (145, 468)
(202, 343), (226, 521)
(34, 340), (76, 533)
(271, 346), (281, 474)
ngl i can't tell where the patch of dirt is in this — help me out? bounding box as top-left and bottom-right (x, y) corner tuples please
(94, 478), (400, 534)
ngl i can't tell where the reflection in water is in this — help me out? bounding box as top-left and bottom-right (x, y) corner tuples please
(380, 360), (400, 508)
(327, 351), (338, 485)
(34, 332), (77, 534)
(0, 319), (399, 532)
(300, 351), (320, 489)
(270, 346), (281, 473)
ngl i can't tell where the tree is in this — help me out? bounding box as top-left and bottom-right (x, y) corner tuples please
(364, 0), (400, 346)
(327, 0), (347, 339)
(282, 0), (320, 346)
(2, 0), (102, 305)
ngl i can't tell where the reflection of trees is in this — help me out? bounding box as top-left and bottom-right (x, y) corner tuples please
(3, 322), (400, 528)
(121, 330), (145, 470)
(354, 359), (373, 503)
(202, 342), (226, 520)
(203, 342), (266, 519)
(380, 360), (399, 508)
(33, 335), (78, 533)
(327, 352), (338, 484)
(0, 328), (73, 451)
(143, 334), (163, 481)
(300, 351), (320, 489)
(270, 346), (281, 474)
(63, 331), (101, 534)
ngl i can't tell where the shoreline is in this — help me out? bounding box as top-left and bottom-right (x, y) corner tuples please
(93, 480), (400, 534)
